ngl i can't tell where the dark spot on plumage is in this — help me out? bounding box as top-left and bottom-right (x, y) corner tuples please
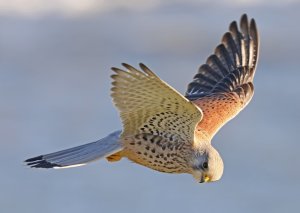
(156, 140), (162, 146)
(145, 146), (150, 150)
(151, 148), (156, 153)
(144, 152), (148, 156)
(175, 144), (182, 150)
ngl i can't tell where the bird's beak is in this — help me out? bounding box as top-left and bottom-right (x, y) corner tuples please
(200, 174), (211, 183)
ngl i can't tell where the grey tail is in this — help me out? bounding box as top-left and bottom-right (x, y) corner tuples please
(24, 130), (122, 169)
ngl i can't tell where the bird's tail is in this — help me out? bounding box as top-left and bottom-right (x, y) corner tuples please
(24, 130), (122, 169)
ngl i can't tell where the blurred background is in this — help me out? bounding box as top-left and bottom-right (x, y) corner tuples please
(1, 0), (300, 212)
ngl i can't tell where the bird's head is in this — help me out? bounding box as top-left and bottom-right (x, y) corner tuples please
(189, 144), (224, 183)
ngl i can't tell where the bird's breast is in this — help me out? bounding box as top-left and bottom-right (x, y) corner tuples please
(121, 133), (190, 173)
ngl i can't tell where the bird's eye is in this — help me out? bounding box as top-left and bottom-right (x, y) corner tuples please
(202, 162), (208, 169)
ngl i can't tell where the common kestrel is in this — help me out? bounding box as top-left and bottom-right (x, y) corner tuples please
(25, 14), (259, 183)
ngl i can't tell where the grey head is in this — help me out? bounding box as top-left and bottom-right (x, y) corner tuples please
(189, 144), (224, 183)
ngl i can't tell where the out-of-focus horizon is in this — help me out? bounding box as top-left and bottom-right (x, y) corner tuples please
(1, 1), (299, 213)
(1, 0), (299, 16)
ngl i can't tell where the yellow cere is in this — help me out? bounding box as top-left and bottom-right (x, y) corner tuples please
(204, 175), (211, 182)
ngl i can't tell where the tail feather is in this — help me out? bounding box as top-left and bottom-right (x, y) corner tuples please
(25, 130), (122, 169)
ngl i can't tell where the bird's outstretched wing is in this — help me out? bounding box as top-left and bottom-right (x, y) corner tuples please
(111, 63), (203, 143)
(185, 14), (259, 139)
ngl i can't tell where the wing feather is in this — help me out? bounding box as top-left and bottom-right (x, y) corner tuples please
(186, 14), (259, 103)
(111, 63), (203, 143)
(186, 14), (259, 140)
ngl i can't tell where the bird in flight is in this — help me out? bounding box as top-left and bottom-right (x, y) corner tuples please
(25, 14), (259, 183)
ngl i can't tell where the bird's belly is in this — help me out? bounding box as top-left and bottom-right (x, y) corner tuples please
(121, 134), (189, 174)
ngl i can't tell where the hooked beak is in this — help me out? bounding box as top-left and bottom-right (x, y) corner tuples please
(199, 174), (211, 183)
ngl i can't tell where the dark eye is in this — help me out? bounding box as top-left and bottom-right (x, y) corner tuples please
(202, 162), (208, 169)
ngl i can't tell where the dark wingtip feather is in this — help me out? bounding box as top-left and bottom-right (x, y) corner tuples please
(139, 63), (147, 70)
(240, 14), (248, 23)
(139, 63), (157, 77)
(111, 67), (121, 72)
(250, 18), (259, 43)
(121, 63), (144, 75)
(215, 43), (234, 70)
(138, 63), (148, 72)
(221, 32), (232, 43)
(229, 21), (238, 33)
(240, 14), (249, 36)
(121, 63), (133, 70)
